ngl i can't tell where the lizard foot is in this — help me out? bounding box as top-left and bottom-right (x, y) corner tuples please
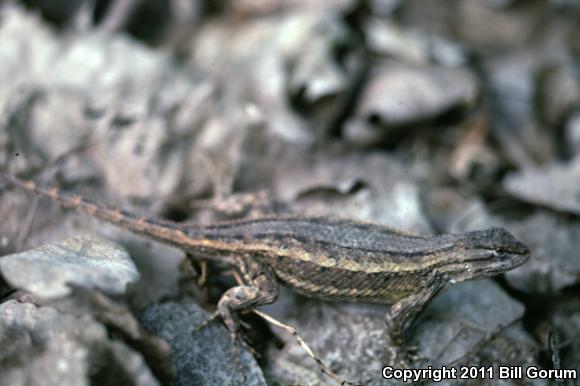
(383, 334), (412, 369)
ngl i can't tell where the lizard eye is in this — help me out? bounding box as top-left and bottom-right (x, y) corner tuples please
(493, 248), (507, 256)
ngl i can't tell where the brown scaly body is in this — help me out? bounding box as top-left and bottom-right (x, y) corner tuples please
(1, 174), (530, 384)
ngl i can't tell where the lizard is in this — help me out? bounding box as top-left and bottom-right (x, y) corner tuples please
(0, 174), (530, 384)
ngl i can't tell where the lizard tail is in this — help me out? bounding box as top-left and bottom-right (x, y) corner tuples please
(0, 173), (188, 247)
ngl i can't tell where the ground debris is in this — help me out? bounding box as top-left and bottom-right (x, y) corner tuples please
(0, 234), (139, 299)
(1, 0), (580, 384)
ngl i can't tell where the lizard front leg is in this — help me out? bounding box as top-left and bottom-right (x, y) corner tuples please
(192, 254), (278, 381)
(384, 272), (447, 366)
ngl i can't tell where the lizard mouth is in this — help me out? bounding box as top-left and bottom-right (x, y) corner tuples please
(477, 251), (529, 275)
(444, 250), (530, 282)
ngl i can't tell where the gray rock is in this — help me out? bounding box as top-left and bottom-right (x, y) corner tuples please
(457, 0), (543, 52)
(421, 188), (491, 233)
(0, 234), (139, 299)
(191, 9), (360, 141)
(504, 212), (580, 294)
(264, 280), (536, 386)
(345, 62), (478, 142)
(365, 18), (467, 67)
(0, 299), (159, 386)
(265, 280), (536, 385)
(112, 232), (184, 310)
(271, 150), (433, 234)
(0, 334), (91, 386)
(364, 18), (428, 64)
(484, 51), (555, 168)
(368, 0), (401, 16)
(416, 281), (542, 386)
(0, 3), (213, 201)
(504, 158), (580, 216)
(139, 301), (267, 386)
(536, 62), (580, 127)
(564, 112), (580, 157)
(264, 296), (391, 386)
(414, 280), (529, 362)
(551, 0), (580, 9)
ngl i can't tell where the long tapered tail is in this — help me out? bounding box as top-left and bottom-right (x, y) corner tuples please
(0, 174), (193, 249)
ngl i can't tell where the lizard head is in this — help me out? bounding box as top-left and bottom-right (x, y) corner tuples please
(440, 227), (530, 282)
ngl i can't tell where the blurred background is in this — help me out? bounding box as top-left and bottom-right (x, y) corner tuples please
(1, 1), (579, 385)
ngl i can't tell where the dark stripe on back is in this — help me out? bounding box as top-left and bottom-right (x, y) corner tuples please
(268, 254), (429, 304)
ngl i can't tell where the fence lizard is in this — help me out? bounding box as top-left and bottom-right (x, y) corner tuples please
(1, 174), (530, 384)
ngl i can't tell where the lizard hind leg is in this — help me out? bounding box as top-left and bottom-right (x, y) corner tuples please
(192, 255), (279, 379)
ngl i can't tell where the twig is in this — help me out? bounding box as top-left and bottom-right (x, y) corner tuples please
(253, 309), (358, 386)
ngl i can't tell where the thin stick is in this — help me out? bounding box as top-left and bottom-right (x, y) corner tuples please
(448, 318), (519, 366)
(253, 309), (358, 386)
(15, 195), (40, 250)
